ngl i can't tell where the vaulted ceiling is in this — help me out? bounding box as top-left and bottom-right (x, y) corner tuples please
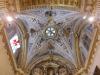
(7, 7), (93, 74)
(19, 8), (81, 68)
(0, 0), (97, 75)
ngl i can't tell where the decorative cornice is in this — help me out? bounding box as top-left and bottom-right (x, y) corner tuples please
(17, 0), (81, 11)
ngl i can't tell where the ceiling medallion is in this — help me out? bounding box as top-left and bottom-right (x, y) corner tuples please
(45, 27), (56, 38)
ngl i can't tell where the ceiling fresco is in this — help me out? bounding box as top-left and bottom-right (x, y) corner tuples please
(4, 7), (94, 74)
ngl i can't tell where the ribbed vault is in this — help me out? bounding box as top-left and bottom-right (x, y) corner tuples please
(3, 2), (95, 75)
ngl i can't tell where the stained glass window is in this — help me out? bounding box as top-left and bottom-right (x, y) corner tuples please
(10, 34), (20, 53)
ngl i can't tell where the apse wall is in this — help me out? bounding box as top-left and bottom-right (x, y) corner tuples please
(0, 34), (15, 75)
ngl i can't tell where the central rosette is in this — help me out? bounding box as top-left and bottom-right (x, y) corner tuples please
(45, 27), (56, 37)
